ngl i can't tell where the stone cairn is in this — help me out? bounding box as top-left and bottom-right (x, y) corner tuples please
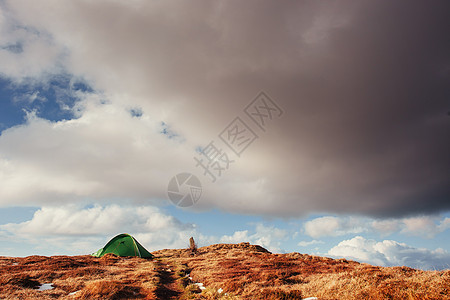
(189, 237), (197, 254)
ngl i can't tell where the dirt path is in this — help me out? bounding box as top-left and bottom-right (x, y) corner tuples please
(154, 260), (183, 300)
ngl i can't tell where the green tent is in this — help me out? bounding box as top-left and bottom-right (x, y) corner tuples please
(92, 233), (153, 258)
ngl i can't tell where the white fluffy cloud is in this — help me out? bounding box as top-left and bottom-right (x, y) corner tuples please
(372, 216), (450, 238)
(400, 217), (450, 238)
(0, 92), (286, 215)
(0, 93), (195, 206)
(0, 204), (290, 255)
(219, 223), (287, 253)
(303, 216), (366, 238)
(298, 240), (324, 247)
(328, 236), (450, 270)
(0, 7), (63, 81)
(0, 204), (203, 255)
(303, 215), (450, 239)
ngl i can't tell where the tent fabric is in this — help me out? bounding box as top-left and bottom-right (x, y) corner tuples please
(92, 233), (153, 258)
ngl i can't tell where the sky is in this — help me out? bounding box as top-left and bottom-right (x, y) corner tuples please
(0, 0), (449, 270)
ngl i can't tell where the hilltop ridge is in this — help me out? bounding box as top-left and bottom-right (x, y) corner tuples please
(1, 243), (449, 299)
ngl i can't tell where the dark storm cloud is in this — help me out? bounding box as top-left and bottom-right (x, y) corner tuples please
(1, 0), (449, 217)
(271, 1), (450, 216)
(190, 0), (450, 217)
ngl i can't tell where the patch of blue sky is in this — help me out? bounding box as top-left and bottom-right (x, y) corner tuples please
(0, 77), (23, 131)
(389, 230), (450, 254)
(0, 74), (93, 132)
(1, 42), (23, 54)
(194, 146), (203, 153)
(129, 107), (143, 118)
(160, 121), (180, 140)
(164, 205), (262, 237)
(0, 206), (39, 225)
(0, 240), (32, 257)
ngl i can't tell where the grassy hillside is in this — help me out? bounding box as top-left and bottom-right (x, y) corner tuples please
(1, 243), (449, 299)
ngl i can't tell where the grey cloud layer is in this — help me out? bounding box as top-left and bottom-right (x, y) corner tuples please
(0, 0), (449, 217)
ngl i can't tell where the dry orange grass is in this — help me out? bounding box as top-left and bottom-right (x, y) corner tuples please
(153, 243), (450, 300)
(1, 243), (449, 299)
(0, 254), (159, 299)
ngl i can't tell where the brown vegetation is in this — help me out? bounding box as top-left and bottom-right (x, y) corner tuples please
(0, 254), (159, 299)
(153, 243), (450, 300)
(1, 243), (449, 299)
